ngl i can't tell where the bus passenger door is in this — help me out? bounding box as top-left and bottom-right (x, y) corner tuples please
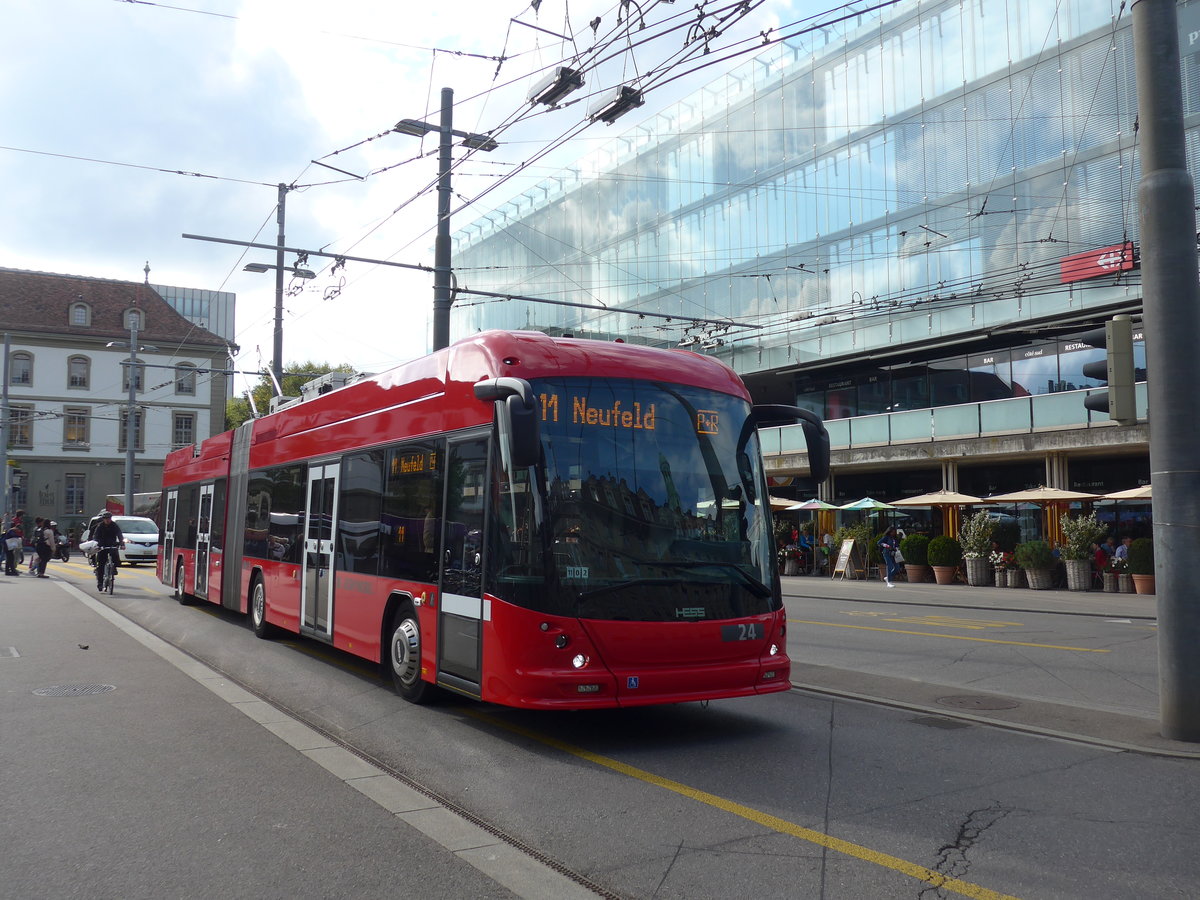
(193, 484), (213, 598)
(302, 462), (339, 639)
(161, 489), (177, 586)
(438, 437), (489, 694)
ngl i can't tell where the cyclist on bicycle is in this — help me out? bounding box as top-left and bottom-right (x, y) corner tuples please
(91, 511), (125, 590)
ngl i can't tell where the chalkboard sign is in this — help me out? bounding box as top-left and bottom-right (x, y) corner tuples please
(832, 539), (859, 579)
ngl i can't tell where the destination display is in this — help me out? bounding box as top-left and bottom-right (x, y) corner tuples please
(538, 391), (719, 435)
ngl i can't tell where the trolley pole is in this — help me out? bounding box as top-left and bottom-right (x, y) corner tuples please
(432, 87), (454, 352)
(1132, 0), (1200, 742)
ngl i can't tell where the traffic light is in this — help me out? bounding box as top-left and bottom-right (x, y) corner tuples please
(1080, 314), (1136, 424)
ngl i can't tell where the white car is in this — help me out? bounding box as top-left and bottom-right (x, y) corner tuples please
(85, 514), (159, 565)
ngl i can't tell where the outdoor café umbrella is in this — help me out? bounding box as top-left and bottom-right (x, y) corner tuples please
(983, 486), (1100, 544)
(890, 489), (985, 538)
(839, 497), (896, 510)
(787, 499), (839, 572)
(1102, 484), (1152, 501)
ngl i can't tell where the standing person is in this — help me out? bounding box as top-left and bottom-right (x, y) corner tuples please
(33, 518), (55, 577)
(878, 525), (900, 588)
(91, 511), (125, 590)
(3, 515), (23, 576)
(28, 517), (44, 574)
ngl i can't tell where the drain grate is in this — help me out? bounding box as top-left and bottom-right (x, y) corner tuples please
(32, 684), (116, 698)
(937, 694), (1019, 711)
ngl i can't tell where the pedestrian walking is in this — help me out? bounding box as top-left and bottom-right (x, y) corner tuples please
(878, 525), (900, 588)
(3, 513), (23, 576)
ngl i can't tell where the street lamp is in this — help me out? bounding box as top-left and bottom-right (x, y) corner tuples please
(242, 252), (315, 389)
(393, 87), (499, 351)
(243, 262), (316, 279)
(106, 324), (158, 517)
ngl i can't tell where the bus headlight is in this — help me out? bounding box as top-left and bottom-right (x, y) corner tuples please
(768, 643), (779, 656)
(571, 653), (589, 669)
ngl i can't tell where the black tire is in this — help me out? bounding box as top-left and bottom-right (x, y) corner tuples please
(173, 562), (192, 605)
(104, 560), (115, 595)
(387, 606), (431, 703)
(250, 576), (275, 639)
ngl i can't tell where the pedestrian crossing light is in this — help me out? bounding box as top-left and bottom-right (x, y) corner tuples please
(1081, 314), (1136, 425)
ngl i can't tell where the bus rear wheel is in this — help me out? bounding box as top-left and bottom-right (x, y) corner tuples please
(173, 563), (192, 606)
(388, 608), (430, 703)
(250, 577), (275, 639)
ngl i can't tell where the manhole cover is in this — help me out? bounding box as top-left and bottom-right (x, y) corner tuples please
(32, 684), (116, 697)
(937, 694), (1019, 711)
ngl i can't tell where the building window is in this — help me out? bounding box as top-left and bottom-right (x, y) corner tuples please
(122, 359), (144, 393)
(8, 405), (34, 448)
(125, 309), (144, 332)
(119, 472), (142, 494)
(9, 352), (32, 386)
(70, 303), (91, 327)
(118, 408), (144, 452)
(172, 412), (196, 450)
(65, 474), (86, 515)
(175, 363), (197, 395)
(11, 470), (27, 511)
(68, 356), (90, 389)
(63, 407), (90, 448)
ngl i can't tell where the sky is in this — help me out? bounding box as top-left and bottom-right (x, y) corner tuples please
(2, 0), (810, 395)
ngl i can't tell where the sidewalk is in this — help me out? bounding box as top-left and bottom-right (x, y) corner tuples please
(0, 572), (597, 899)
(778, 573), (1200, 759)
(780, 572), (1157, 619)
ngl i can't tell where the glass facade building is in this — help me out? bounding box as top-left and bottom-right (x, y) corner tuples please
(450, 0), (1180, 506)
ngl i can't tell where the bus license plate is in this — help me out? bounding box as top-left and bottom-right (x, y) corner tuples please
(721, 623), (763, 642)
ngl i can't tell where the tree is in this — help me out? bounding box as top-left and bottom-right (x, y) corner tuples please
(225, 360), (357, 430)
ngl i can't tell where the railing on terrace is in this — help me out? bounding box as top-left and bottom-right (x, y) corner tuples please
(759, 383), (1149, 456)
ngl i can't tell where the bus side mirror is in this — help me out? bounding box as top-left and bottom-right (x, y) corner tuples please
(474, 378), (541, 469)
(750, 404), (831, 483)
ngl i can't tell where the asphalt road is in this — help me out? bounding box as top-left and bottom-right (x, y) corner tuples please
(14, 560), (1200, 899)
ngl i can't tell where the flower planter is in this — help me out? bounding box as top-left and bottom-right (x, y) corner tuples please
(1025, 568), (1054, 590)
(1007, 569), (1026, 588)
(1131, 574), (1156, 595)
(1102, 572), (1119, 593)
(1064, 559), (1092, 592)
(965, 557), (990, 586)
(1118, 573), (1135, 594)
(904, 564), (930, 584)
(931, 565), (958, 585)
(994, 569), (1005, 587)
(783, 558), (801, 576)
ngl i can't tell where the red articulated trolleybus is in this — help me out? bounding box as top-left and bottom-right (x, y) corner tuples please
(158, 331), (829, 709)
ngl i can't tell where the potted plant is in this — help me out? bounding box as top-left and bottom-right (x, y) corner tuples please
(1059, 512), (1103, 591)
(989, 549), (1014, 586)
(1103, 555), (1125, 592)
(1128, 538), (1155, 594)
(1015, 540), (1055, 590)
(899, 533), (930, 583)
(958, 511), (994, 586)
(927, 535), (962, 584)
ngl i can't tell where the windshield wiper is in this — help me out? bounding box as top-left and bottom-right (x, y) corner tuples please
(578, 563), (773, 599)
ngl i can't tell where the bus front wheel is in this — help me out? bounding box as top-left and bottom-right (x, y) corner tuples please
(388, 609), (430, 703)
(173, 563), (192, 606)
(250, 577), (275, 639)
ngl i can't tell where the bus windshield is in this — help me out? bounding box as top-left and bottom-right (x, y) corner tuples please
(486, 377), (777, 622)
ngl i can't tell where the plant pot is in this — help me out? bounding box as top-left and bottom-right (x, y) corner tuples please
(931, 565), (958, 585)
(783, 558), (800, 576)
(1118, 573), (1135, 594)
(1102, 572), (1118, 593)
(1007, 569), (1026, 588)
(1064, 559), (1092, 592)
(1025, 568), (1054, 590)
(1131, 574), (1156, 595)
(994, 568), (1005, 587)
(965, 558), (990, 586)
(905, 564), (930, 584)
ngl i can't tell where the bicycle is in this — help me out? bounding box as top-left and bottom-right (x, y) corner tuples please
(97, 546), (119, 594)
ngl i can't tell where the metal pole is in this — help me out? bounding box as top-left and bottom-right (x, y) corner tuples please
(124, 318), (139, 517)
(1, 334), (10, 523)
(433, 86), (454, 352)
(273, 182), (287, 389)
(1132, 0), (1200, 742)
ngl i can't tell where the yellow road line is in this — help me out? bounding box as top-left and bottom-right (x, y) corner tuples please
(470, 711), (1020, 900)
(790, 618), (1110, 652)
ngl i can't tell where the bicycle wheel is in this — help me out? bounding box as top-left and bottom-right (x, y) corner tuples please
(104, 559), (115, 594)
